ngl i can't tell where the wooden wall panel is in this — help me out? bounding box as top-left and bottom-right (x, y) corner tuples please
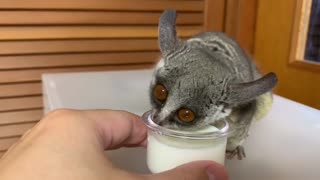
(224, 0), (257, 54)
(254, 0), (320, 109)
(225, 0), (238, 39)
(0, 0), (206, 154)
(0, 96), (43, 112)
(0, 122), (37, 138)
(0, 26), (201, 40)
(0, 110), (43, 125)
(0, 39), (159, 55)
(0, 64), (154, 84)
(0, 52), (160, 69)
(0, 11), (203, 25)
(0, 83), (42, 98)
(204, 0), (226, 32)
(0, 0), (204, 12)
(0, 137), (20, 151)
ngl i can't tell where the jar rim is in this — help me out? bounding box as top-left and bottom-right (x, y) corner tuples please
(142, 110), (231, 140)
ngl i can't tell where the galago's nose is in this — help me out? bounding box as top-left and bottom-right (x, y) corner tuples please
(151, 109), (161, 124)
(155, 108), (174, 125)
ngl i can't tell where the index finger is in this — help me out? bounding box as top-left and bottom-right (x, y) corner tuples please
(82, 110), (148, 150)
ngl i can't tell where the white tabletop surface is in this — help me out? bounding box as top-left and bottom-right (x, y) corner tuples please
(42, 69), (320, 180)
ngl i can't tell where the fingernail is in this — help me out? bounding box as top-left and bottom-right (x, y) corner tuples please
(206, 165), (216, 180)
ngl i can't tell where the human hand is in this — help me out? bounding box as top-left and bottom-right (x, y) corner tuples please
(0, 109), (228, 180)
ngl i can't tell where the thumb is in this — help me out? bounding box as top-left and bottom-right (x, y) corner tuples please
(149, 161), (229, 180)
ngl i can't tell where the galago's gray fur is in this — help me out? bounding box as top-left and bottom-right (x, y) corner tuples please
(149, 9), (277, 159)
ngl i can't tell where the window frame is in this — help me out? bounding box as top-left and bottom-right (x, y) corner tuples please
(289, 0), (320, 71)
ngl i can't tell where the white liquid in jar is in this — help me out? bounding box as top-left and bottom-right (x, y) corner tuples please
(147, 126), (227, 173)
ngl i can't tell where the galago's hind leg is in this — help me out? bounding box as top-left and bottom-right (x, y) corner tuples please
(225, 102), (256, 160)
(226, 146), (246, 160)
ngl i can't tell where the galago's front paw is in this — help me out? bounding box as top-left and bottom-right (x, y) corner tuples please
(226, 146), (246, 160)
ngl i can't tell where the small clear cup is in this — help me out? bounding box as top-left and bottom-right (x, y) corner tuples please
(142, 110), (230, 173)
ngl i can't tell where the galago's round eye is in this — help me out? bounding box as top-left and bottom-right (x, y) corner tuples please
(153, 84), (168, 102)
(177, 108), (195, 123)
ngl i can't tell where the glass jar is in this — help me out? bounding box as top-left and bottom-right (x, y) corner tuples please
(142, 110), (230, 173)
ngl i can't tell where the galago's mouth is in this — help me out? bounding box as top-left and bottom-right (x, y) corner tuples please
(150, 109), (178, 128)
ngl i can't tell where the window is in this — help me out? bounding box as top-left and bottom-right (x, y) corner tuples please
(290, 0), (320, 70)
(304, 0), (320, 62)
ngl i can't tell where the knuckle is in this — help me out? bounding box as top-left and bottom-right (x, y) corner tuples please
(41, 108), (80, 127)
(46, 108), (76, 118)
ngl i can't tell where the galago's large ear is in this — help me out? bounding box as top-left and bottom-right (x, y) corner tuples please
(158, 9), (182, 57)
(225, 73), (278, 104)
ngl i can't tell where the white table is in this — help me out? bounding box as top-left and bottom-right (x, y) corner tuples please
(42, 69), (320, 180)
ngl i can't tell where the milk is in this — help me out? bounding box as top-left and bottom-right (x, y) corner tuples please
(146, 126), (228, 173)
